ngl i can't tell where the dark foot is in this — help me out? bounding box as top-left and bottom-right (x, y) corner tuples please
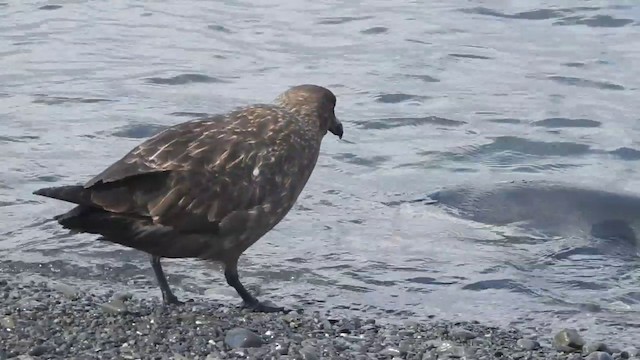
(162, 294), (185, 306)
(224, 261), (286, 313)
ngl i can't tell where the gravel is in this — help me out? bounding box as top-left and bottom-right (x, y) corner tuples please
(0, 279), (637, 359)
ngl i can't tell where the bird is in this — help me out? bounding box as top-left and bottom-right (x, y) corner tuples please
(33, 84), (344, 313)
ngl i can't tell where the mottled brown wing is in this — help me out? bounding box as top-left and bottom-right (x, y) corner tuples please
(82, 105), (317, 234)
(85, 118), (225, 187)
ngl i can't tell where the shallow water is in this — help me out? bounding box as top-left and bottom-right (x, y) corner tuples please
(1, 0), (640, 348)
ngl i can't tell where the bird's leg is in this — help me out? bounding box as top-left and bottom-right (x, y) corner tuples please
(150, 255), (183, 305)
(224, 259), (285, 313)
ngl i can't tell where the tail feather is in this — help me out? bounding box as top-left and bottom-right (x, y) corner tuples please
(33, 185), (94, 207)
(54, 205), (196, 258)
(54, 205), (135, 235)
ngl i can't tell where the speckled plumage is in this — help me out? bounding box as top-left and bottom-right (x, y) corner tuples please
(33, 84), (344, 311)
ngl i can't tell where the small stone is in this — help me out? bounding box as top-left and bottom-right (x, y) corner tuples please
(16, 298), (44, 310)
(585, 351), (613, 360)
(553, 328), (585, 353)
(516, 338), (540, 350)
(450, 327), (477, 341)
(623, 347), (639, 357)
(113, 292), (134, 302)
(52, 282), (80, 300)
(28, 345), (50, 356)
(436, 341), (467, 357)
(333, 338), (353, 352)
(421, 350), (437, 360)
(0, 316), (15, 329)
(39, 4), (62, 10)
(584, 342), (612, 355)
(379, 347), (401, 356)
(299, 346), (320, 360)
(224, 327), (264, 349)
(398, 340), (412, 353)
(274, 341), (289, 355)
(99, 299), (128, 314)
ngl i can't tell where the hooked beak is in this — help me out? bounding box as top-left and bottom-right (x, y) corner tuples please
(329, 119), (343, 139)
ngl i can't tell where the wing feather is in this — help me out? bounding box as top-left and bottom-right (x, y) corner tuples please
(81, 105), (318, 235)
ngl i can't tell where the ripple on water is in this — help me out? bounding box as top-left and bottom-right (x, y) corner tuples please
(38, 5), (62, 11)
(316, 16), (374, 25)
(510, 163), (584, 173)
(547, 76), (625, 91)
(448, 53), (492, 60)
(333, 153), (391, 168)
(32, 95), (113, 105)
(406, 74), (440, 83)
(531, 118), (602, 128)
(360, 26), (388, 35)
(169, 111), (213, 118)
(108, 124), (168, 139)
(463, 136), (592, 157)
(458, 6), (602, 20)
(554, 15), (635, 27)
(487, 118), (522, 124)
(609, 147), (640, 161)
(462, 279), (538, 297)
(353, 116), (466, 130)
(145, 73), (228, 85)
(207, 24), (232, 33)
(0, 135), (40, 143)
(375, 93), (429, 104)
(405, 276), (458, 286)
(459, 7), (567, 20)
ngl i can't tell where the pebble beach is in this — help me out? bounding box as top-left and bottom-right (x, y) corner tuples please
(1, 279), (637, 360)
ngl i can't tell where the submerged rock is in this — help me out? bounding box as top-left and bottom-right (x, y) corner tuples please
(516, 338), (540, 350)
(27, 345), (50, 357)
(436, 340), (469, 358)
(52, 282), (81, 300)
(584, 342), (612, 355)
(299, 346), (320, 360)
(224, 327), (264, 349)
(585, 351), (613, 360)
(554, 328), (585, 352)
(379, 347), (401, 356)
(450, 327), (477, 341)
(99, 299), (128, 314)
(0, 316), (15, 330)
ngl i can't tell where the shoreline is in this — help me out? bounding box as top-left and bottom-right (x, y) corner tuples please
(1, 279), (636, 360)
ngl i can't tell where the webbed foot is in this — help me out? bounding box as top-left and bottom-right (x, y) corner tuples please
(224, 261), (287, 313)
(163, 294), (185, 306)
